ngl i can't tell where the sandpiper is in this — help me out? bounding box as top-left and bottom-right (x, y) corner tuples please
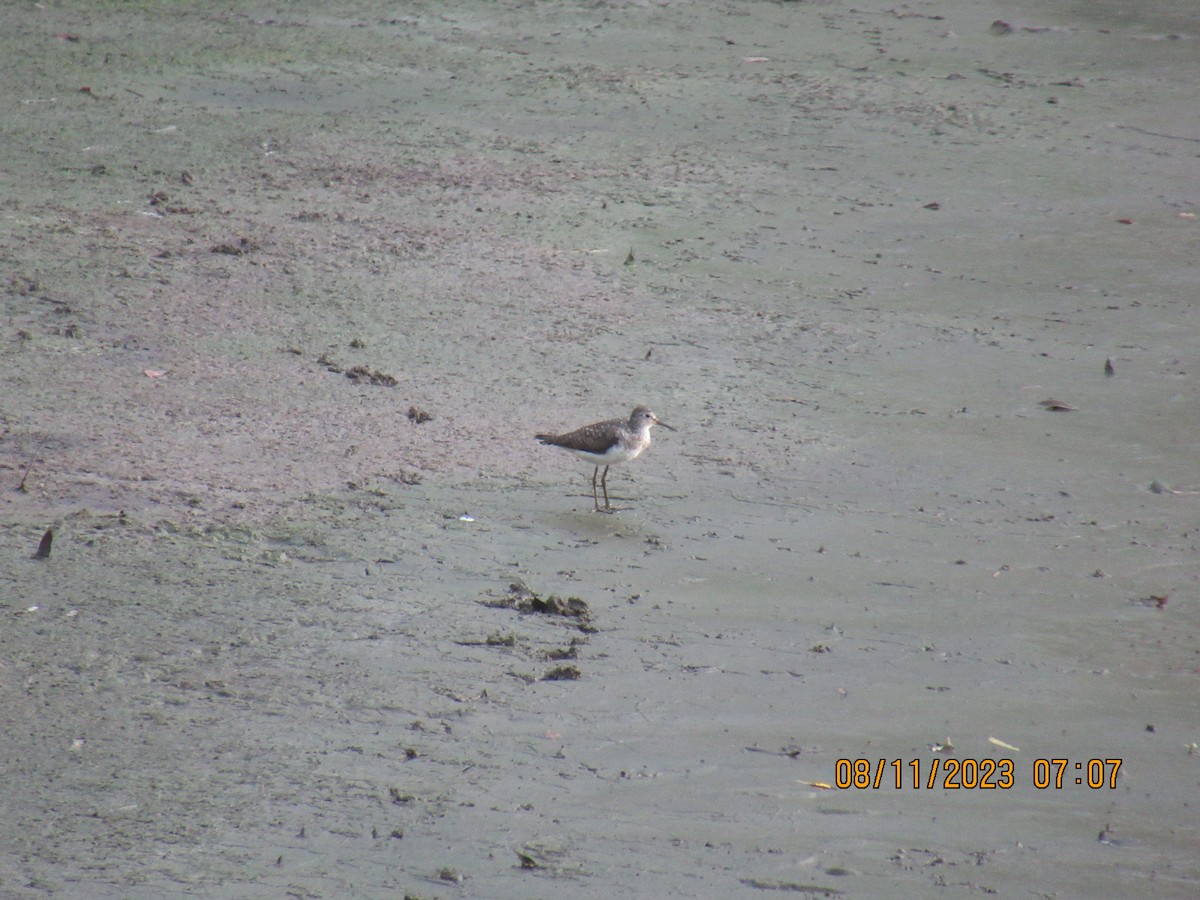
(536, 406), (675, 511)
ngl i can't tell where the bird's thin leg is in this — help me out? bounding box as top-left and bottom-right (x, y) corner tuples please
(601, 466), (611, 510)
(590, 466), (600, 510)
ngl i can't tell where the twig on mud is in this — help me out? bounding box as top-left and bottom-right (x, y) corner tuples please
(17, 436), (48, 492)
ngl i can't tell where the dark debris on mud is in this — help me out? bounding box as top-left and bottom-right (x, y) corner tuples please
(483, 582), (594, 631)
(475, 583), (596, 680)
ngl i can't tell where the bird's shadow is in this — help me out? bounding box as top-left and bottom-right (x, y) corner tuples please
(542, 499), (655, 536)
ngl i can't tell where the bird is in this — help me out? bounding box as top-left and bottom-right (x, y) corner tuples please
(536, 406), (675, 511)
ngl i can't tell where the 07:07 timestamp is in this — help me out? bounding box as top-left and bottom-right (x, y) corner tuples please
(835, 757), (1123, 790)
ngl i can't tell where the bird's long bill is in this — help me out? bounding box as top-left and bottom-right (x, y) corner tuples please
(656, 419), (677, 431)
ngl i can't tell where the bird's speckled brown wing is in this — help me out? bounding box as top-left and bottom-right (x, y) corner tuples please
(535, 416), (623, 455)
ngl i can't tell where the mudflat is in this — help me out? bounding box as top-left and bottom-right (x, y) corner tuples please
(2, 2), (1197, 897)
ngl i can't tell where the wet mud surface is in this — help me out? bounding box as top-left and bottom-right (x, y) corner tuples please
(2, 1), (1198, 897)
